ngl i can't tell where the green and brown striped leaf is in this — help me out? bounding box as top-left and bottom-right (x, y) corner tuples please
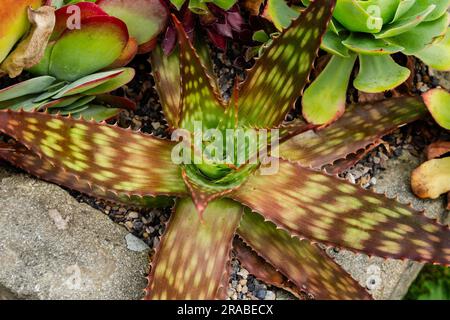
(145, 198), (243, 299)
(237, 210), (372, 300)
(279, 96), (427, 169)
(232, 159), (450, 265)
(237, 0), (335, 128)
(0, 110), (186, 197)
(0, 141), (174, 208)
(172, 15), (225, 132)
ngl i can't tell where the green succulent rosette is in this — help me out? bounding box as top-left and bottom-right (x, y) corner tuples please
(300, 0), (450, 125)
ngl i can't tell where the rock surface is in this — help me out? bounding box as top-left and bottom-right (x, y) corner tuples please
(328, 151), (448, 300)
(0, 167), (149, 300)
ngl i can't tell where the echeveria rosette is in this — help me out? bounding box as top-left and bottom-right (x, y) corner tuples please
(297, 0), (450, 125)
(0, 0), (449, 300)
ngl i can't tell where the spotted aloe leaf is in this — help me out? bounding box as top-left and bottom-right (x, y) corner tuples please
(150, 35), (219, 129)
(232, 159), (450, 265)
(422, 88), (450, 130)
(0, 0), (43, 64)
(237, 210), (372, 299)
(172, 15), (226, 132)
(0, 110), (187, 196)
(0, 141), (174, 208)
(233, 238), (308, 299)
(282, 96), (427, 169)
(145, 198), (242, 300)
(237, 0), (335, 128)
(150, 45), (182, 128)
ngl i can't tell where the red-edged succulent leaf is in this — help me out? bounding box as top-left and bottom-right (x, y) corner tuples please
(108, 36), (138, 69)
(279, 96), (427, 169)
(173, 15), (226, 132)
(422, 88), (450, 130)
(237, 0), (335, 128)
(0, 0), (44, 63)
(97, 0), (168, 52)
(232, 159), (450, 265)
(51, 2), (108, 41)
(233, 237), (309, 300)
(0, 141), (173, 208)
(48, 15), (129, 81)
(145, 198), (243, 300)
(81, 68), (135, 96)
(0, 76), (56, 101)
(52, 69), (128, 98)
(237, 210), (372, 300)
(94, 94), (136, 111)
(0, 110), (187, 197)
(150, 44), (182, 128)
(426, 141), (450, 160)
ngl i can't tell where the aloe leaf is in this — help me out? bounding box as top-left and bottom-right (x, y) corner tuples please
(321, 31), (350, 57)
(49, 16), (129, 81)
(0, 141), (174, 208)
(233, 238), (307, 299)
(263, 0), (300, 31)
(238, 210), (372, 299)
(150, 45), (182, 128)
(333, 0), (383, 33)
(342, 33), (404, 55)
(145, 198), (242, 300)
(231, 159), (450, 265)
(302, 54), (356, 125)
(172, 16), (226, 132)
(422, 88), (450, 130)
(282, 96), (427, 168)
(238, 0), (335, 128)
(52, 69), (126, 98)
(385, 12), (449, 55)
(414, 29), (450, 71)
(0, 76), (55, 102)
(374, 4), (436, 39)
(354, 54), (410, 93)
(96, 0), (168, 50)
(0, 110), (187, 196)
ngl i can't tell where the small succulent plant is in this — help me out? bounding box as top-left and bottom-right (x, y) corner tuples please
(251, 0), (450, 125)
(0, 0), (449, 300)
(0, 0), (169, 120)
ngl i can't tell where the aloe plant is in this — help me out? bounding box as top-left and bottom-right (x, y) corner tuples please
(0, 0), (449, 300)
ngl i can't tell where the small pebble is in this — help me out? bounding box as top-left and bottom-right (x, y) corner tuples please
(265, 291), (276, 300)
(128, 211), (139, 219)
